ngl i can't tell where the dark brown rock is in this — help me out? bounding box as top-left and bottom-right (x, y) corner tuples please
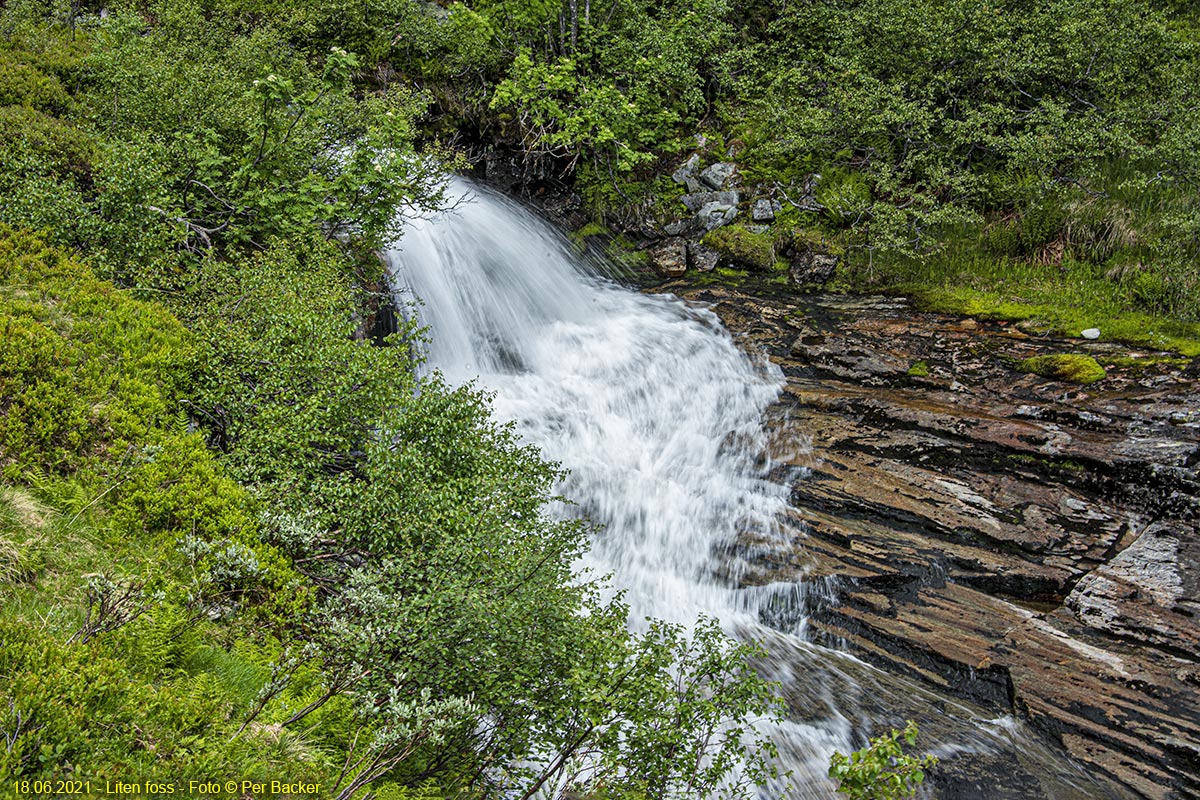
(789, 251), (839, 286)
(665, 282), (1200, 799)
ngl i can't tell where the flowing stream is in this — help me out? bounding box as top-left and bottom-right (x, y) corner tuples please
(384, 179), (1111, 798)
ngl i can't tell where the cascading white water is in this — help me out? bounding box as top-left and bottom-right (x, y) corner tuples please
(388, 180), (796, 629)
(385, 179), (1116, 799)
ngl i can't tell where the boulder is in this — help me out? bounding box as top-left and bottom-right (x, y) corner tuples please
(686, 242), (719, 272)
(789, 251), (839, 286)
(752, 198), (776, 223)
(649, 237), (688, 277)
(698, 200), (739, 231)
(680, 190), (740, 213)
(663, 217), (703, 237)
(702, 225), (774, 271)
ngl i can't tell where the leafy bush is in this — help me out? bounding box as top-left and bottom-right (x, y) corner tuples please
(828, 721), (937, 800)
(0, 53), (69, 111)
(0, 105), (94, 180)
(0, 227), (191, 476)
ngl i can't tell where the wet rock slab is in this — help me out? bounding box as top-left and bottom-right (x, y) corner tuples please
(670, 284), (1200, 799)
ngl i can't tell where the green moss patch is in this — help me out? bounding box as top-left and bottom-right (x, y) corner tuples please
(1017, 354), (1107, 384)
(906, 360), (930, 377)
(1095, 354), (1191, 374)
(702, 225), (775, 271)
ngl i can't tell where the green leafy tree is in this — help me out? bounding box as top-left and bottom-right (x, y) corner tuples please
(182, 238), (784, 797)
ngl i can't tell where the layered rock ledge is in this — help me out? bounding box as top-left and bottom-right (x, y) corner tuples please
(669, 283), (1200, 799)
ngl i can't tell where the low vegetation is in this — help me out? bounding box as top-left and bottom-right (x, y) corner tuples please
(702, 225), (776, 272)
(828, 721), (938, 800)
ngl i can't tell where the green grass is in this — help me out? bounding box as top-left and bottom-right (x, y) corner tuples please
(850, 237), (1200, 356)
(911, 285), (1200, 357)
(1094, 354), (1191, 372)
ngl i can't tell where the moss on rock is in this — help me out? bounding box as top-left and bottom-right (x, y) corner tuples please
(1017, 353), (1107, 384)
(701, 225), (775, 271)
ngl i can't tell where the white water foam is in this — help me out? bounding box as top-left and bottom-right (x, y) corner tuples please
(386, 180), (794, 629)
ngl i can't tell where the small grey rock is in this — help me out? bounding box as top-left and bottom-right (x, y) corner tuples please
(664, 217), (702, 237)
(1082, 328), (1101, 340)
(680, 190), (739, 213)
(687, 242), (719, 272)
(671, 153), (701, 186)
(752, 198), (776, 222)
(699, 201), (738, 230)
(700, 161), (736, 190)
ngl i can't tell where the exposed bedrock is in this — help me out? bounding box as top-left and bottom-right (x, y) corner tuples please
(669, 283), (1200, 799)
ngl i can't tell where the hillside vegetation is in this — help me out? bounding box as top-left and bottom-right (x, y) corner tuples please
(0, 2), (782, 797)
(400, 0), (1200, 329)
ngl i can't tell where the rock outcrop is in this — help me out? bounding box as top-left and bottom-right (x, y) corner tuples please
(668, 284), (1200, 799)
(657, 151), (839, 283)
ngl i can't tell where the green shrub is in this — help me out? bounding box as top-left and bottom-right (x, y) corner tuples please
(0, 227), (192, 475)
(1017, 353), (1107, 384)
(0, 617), (328, 787)
(0, 54), (69, 111)
(0, 105), (94, 180)
(829, 721), (937, 800)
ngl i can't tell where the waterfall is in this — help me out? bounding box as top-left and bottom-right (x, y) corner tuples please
(384, 179), (1113, 799)
(386, 180), (794, 629)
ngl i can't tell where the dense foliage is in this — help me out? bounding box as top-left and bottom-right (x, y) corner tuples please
(383, 0), (1200, 322)
(0, 2), (783, 798)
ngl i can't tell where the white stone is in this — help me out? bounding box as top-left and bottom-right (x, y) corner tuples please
(1081, 328), (1101, 340)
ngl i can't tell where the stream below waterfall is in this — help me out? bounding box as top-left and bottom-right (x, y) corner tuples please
(384, 179), (1118, 799)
